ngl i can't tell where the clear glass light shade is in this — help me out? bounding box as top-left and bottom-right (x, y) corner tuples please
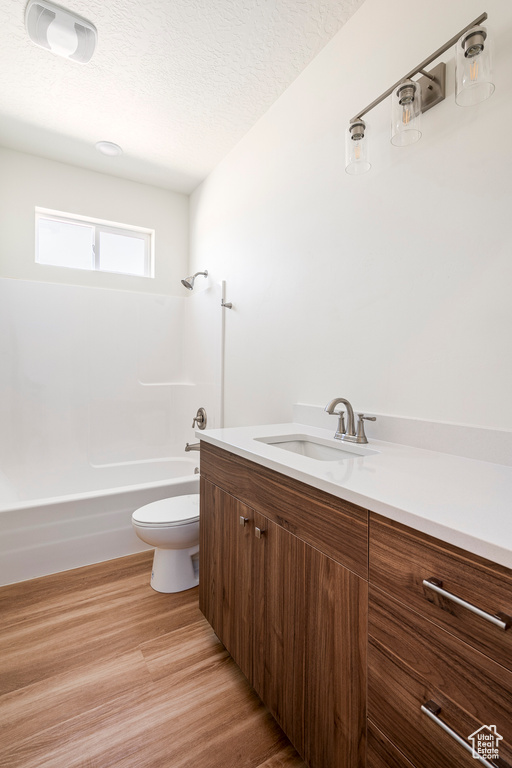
(345, 120), (371, 175)
(391, 79), (422, 146)
(455, 26), (494, 107)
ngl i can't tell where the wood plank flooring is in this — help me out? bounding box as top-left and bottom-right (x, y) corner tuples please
(0, 551), (306, 768)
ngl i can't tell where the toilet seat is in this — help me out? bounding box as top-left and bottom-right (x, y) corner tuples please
(132, 494), (199, 528)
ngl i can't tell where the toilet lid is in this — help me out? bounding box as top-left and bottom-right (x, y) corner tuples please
(132, 494), (200, 526)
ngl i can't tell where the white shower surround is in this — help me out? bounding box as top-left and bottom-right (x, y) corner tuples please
(0, 277), (221, 584)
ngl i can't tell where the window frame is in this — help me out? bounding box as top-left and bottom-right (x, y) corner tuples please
(35, 207), (155, 278)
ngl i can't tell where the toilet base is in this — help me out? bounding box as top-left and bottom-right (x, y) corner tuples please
(150, 544), (200, 593)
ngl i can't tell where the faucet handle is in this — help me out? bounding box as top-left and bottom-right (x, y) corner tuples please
(356, 413), (376, 443)
(192, 407), (207, 430)
(333, 410), (346, 437)
(326, 407), (346, 436)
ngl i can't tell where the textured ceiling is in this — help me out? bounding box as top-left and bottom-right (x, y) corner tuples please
(0, 0), (365, 193)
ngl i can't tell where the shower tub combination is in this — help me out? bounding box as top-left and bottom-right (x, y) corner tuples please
(0, 457), (199, 586)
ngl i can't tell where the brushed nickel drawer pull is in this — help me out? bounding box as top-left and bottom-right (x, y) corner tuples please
(255, 527), (265, 539)
(421, 701), (499, 768)
(239, 516), (249, 527)
(423, 577), (511, 631)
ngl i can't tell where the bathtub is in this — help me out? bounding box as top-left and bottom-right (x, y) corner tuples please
(0, 457), (200, 586)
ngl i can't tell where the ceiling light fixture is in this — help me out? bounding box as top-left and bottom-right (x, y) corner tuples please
(345, 12), (494, 175)
(25, 0), (97, 63)
(95, 141), (123, 157)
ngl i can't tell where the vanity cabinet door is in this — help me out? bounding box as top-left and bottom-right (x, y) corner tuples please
(200, 476), (307, 747)
(199, 477), (254, 682)
(252, 512), (306, 756)
(305, 547), (368, 768)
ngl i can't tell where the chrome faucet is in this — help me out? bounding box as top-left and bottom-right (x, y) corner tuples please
(324, 397), (376, 444)
(325, 397), (356, 439)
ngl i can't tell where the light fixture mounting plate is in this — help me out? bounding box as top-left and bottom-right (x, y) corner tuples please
(418, 62), (446, 114)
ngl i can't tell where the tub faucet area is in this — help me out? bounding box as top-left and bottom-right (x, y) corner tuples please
(325, 397), (376, 444)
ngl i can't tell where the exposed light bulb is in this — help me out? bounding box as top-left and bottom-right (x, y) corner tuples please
(345, 119), (370, 175)
(455, 25), (494, 106)
(391, 80), (421, 146)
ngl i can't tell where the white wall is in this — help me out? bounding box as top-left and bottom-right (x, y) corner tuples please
(190, 0), (512, 431)
(0, 146), (188, 295)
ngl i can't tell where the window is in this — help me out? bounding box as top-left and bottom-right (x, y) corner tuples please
(35, 208), (154, 278)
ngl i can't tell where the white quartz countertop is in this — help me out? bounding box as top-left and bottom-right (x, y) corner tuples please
(198, 422), (512, 570)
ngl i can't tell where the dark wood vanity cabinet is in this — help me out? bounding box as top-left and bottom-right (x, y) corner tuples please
(199, 441), (512, 768)
(199, 443), (367, 768)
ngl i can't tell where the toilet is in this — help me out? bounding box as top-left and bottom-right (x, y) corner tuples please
(131, 494), (200, 593)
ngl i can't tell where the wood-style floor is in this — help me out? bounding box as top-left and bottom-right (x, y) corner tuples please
(0, 551), (306, 768)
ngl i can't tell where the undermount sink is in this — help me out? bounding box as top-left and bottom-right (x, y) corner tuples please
(255, 434), (378, 461)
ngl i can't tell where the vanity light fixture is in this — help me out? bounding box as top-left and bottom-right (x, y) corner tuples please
(345, 12), (493, 175)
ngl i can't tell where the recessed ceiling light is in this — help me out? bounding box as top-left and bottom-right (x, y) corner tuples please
(25, 0), (97, 63)
(95, 141), (123, 157)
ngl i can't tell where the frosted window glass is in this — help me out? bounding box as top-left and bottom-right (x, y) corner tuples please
(37, 218), (94, 270)
(99, 232), (146, 276)
(35, 208), (153, 278)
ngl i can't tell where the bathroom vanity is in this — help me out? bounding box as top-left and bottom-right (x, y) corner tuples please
(198, 425), (512, 768)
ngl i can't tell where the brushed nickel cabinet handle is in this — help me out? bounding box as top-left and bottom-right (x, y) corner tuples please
(423, 577), (511, 631)
(255, 527), (265, 539)
(239, 516), (249, 527)
(421, 700), (501, 768)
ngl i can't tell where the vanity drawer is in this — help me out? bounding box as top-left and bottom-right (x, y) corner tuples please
(368, 585), (512, 768)
(369, 512), (512, 670)
(200, 441), (368, 578)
